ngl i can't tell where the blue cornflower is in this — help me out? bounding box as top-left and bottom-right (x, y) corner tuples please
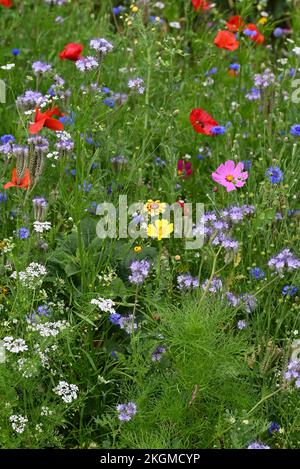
(17, 227), (30, 239)
(113, 5), (126, 15)
(290, 68), (296, 77)
(290, 124), (300, 137)
(282, 285), (298, 297)
(244, 29), (257, 38)
(11, 48), (20, 56)
(273, 27), (283, 38)
(103, 97), (115, 108)
(288, 209), (300, 217)
(1, 134), (15, 144)
(0, 192), (7, 203)
(229, 63), (240, 71)
(101, 86), (111, 94)
(211, 126), (226, 135)
(205, 67), (217, 76)
(268, 421), (281, 434)
(265, 166), (283, 184)
(109, 312), (122, 325)
(249, 267), (266, 280)
(36, 305), (50, 317)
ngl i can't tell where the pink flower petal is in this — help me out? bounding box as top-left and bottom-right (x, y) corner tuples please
(224, 160), (235, 173)
(226, 182), (237, 192)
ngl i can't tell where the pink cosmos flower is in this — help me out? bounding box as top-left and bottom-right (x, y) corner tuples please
(212, 160), (248, 192)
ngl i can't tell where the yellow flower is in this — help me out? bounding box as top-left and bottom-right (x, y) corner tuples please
(147, 219), (173, 241)
(134, 245), (142, 253)
(258, 17), (267, 25)
(130, 5), (139, 13)
(143, 199), (166, 216)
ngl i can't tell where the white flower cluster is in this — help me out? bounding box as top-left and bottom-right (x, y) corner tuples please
(53, 380), (79, 403)
(11, 262), (47, 288)
(46, 151), (60, 160)
(90, 297), (115, 314)
(33, 221), (52, 233)
(3, 337), (28, 353)
(17, 358), (36, 378)
(30, 320), (68, 337)
(97, 267), (117, 286)
(1, 63), (15, 71)
(34, 343), (58, 369)
(41, 406), (53, 417)
(9, 414), (28, 433)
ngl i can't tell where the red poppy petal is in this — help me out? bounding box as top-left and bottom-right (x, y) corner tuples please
(19, 169), (31, 189)
(44, 117), (64, 131)
(29, 118), (46, 134)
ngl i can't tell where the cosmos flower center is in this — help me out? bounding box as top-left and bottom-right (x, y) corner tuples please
(226, 174), (234, 182)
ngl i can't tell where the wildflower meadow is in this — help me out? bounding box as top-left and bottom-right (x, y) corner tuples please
(0, 0), (300, 455)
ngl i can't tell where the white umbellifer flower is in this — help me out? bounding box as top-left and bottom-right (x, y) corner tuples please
(90, 297), (116, 314)
(1, 63), (15, 70)
(292, 46), (300, 55)
(3, 337), (28, 353)
(11, 262), (47, 288)
(41, 406), (53, 416)
(53, 380), (79, 403)
(9, 415), (28, 433)
(154, 1), (165, 8)
(169, 21), (181, 29)
(30, 320), (68, 337)
(17, 358), (36, 378)
(33, 221), (52, 233)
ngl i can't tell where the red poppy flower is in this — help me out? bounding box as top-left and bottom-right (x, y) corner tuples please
(177, 160), (193, 179)
(226, 16), (244, 32)
(59, 43), (83, 62)
(3, 168), (31, 190)
(244, 24), (264, 44)
(214, 30), (239, 51)
(192, 0), (210, 11)
(0, 0), (13, 7)
(190, 109), (219, 135)
(29, 107), (64, 135)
